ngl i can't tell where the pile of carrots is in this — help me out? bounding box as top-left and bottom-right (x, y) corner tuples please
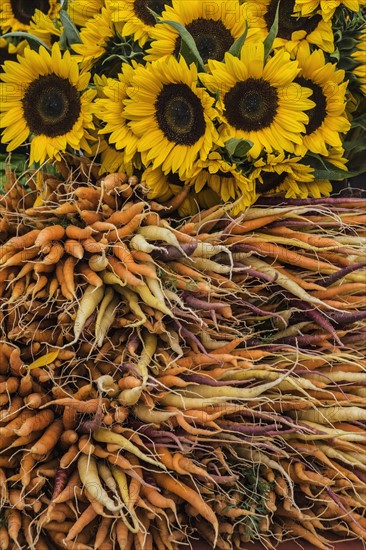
(0, 156), (365, 550)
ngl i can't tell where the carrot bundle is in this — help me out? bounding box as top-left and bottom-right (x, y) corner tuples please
(0, 159), (365, 550)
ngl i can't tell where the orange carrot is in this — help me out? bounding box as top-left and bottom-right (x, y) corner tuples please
(65, 225), (94, 240)
(78, 263), (103, 287)
(105, 202), (145, 227)
(108, 256), (144, 287)
(64, 239), (84, 259)
(15, 409), (54, 437)
(63, 256), (76, 296)
(35, 225), (65, 247)
(30, 419), (64, 456)
(6, 229), (41, 249)
(155, 473), (218, 540)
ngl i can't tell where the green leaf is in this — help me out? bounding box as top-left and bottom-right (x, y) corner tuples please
(225, 138), (253, 158)
(59, 9), (80, 46)
(305, 153), (362, 180)
(160, 20), (206, 72)
(228, 22), (248, 58)
(1, 32), (50, 52)
(263, 0), (280, 61)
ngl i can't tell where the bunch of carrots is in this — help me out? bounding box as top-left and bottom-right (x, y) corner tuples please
(0, 155), (365, 550)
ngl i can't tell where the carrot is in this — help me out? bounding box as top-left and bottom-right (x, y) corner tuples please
(30, 419), (64, 457)
(64, 239), (84, 259)
(6, 509), (21, 547)
(78, 455), (123, 512)
(82, 237), (107, 254)
(35, 225), (65, 247)
(0, 525), (9, 550)
(105, 214), (143, 242)
(2, 247), (39, 267)
(74, 285), (105, 341)
(283, 520), (332, 550)
(79, 210), (103, 225)
(78, 263), (104, 287)
(43, 241), (64, 265)
(105, 202), (145, 226)
(59, 444), (79, 469)
(64, 503), (97, 542)
(15, 409), (54, 437)
(94, 516), (113, 549)
(152, 472), (218, 543)
(141, 484), (177, 516)
(19, 453), (36, 489)
(63, 256), (76, 296)
(66, 225), (94, 240)
(113, 243), (157, 279)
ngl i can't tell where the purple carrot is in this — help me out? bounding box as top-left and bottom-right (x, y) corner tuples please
(327, 310), (366, 325)
(218, 421), (280, 435)
(235, 299), (286, 324)
(151, 241), (197, 261)
(326, 487), (366, 533)
(77, 395), (103, 433)
(177, 324), (209, 355)
(256, 196), (366, 206)
(127, 330), (140, 355)
(183, 293), (228, 311)
(51, 466), (73, 501)
(288, 298), (343, 347)
(318, 261), (366, 287)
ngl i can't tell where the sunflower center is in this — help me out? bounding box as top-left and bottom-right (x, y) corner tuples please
(264, 0), (322, 40)
(134, 0), (172, 26)
(295, 76), (327, 134)
(173, 19), (234, 63)
(257, 171), (286, 193)
(22, 74), (81, 137)
(155, 83), (205, 145)
(224, 78), (278, 131)
(10, 0), (50, 25)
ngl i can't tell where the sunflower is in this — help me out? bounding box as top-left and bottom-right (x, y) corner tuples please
(295, 0), (363, 20)
(67, 0), (104, 27)
(0, 0), (59, 33)
(0, 38), (27, 71)
(244, 0), (334, 54)
(146, 0), (246, 64)
(0, 43), (95, 164)
(94, 63), (141, 166)
(249, 153), (332, 200)
(109, 0), (173, 46)
(142, 165), (223, 216)
(72, 8), (117, 71)
(123, 55), (221, 178)
(186, 151), (254, 204)
(293, 45), (351, 157)
(200, 42), (314, 160)
(29, 10), (62, 49)
(352, 29), (366, 95)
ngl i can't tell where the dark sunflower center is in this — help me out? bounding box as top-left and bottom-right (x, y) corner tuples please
(295, 76), (327, 134)
(133, 0), (172, 26)
(264, 0), (322, 41)
(22, 74), (81, 137)
(224, 78), (278, 131)
(10, 0), (50, 25)
(173, 19), (234, 63)
(155, 83), (206, 145)
(257, 171), (286, 193)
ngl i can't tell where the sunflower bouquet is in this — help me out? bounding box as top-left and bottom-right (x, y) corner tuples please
(0, 0), (365, 210)
(0, 2), (366, 550)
